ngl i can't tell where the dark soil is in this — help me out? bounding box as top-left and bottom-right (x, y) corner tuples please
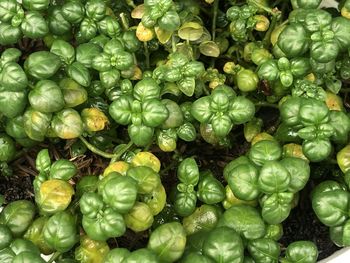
(0, 173), (34, 202)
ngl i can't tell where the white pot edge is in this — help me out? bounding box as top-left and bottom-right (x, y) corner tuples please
(318, 247), (350, 262)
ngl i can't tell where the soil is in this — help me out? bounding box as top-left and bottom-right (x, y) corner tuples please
(0, 173), (34, 203)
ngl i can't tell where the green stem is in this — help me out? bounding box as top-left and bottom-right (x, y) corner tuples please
(143, 42), (150, 69)
(262, 14), (277, 48)
(143, 140), (153, 152)
(327, 159), (338, 165)
(132, 53), (138, 66)
(210, 0), (219, 68)
(248, 0), (281, 17)
(48, 252), (61, 263)
(79, 136), (115, 158)
(171, 34), (177, 53)
(340, 88), (350, 92)
(160, 160), (178, 176)
(12, 148), (27, 161)
(79, 136), (133, 160)
(110, 141), (134, 163)
(120, 13), (129, 31)
(273, 0), (283, 6)
(255, 101), (279, 109)
(125, 0), (136, 8)
(211, 0), (219, 41)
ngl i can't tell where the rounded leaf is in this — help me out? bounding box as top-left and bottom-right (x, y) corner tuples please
(124, 202), (154, 232)
(100, 175), (138, 214)
(183, 204), (221, 235)
(280, 157), (310, 193)
(249, 140), (282, 167)
(227, 163), (259, 201)
(28, 80), (64, 113)
(126, 166), (161, 194)
(0, 134), (16, 162)
(247, 238), (280, 263)
(218, 205), (266, 240)
(277, 24), (310, 58)
(203, 227), (244, 263)
(284, 240), (318, 263)
(43, 211), (78, 253)
(147, 222), (186, 262)
(24, 51), (61, 80)
(302, 139), (331, 162)
(37, 179), (74, 214)
(258, 161), (291, 194)
(50, 159), (77, 181)
(228, 96), (255, 124)
(52, 109), (84, 139)
(0, 200), (35, 237)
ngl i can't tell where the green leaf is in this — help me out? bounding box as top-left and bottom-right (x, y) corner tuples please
(277, 23), (310, 57)
(24, 51), (61, 80)
(177, 158), (200, 186)
(21, 11), (48, 39)
(227, 163), (259, 201)
(283, 240), (318, 263)
(249, 140), (282, 167)
(67, 62), (91, 87)
(178, 77), (196, 97)
(218, 205), (266, 240)
(247, 238), (280, 263)
(178, 22), (204, 41)
(50, 40), (75, 65)
(0, 62), (27, 91)
(28, 80), (64, 113)
(258, 161), (291, 194)
(199, 41), (220, 57)
(35, 149), (51, 174)
(261, 193), (293, 224)
(142, 99), (169, 127)
(203, 227), (244, 263)
(43, 211), (78, 252)
(147, 222), (186, 262)
(51, 109), (84, 139)
(127, 166), (161, 194)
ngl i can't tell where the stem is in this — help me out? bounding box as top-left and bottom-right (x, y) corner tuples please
(143, 140), (153, 152)
(125, 0), (136, 8)
(120, 13), (129, 31)
(79, 136), (133, 160)
(248, 0), (281, 17)
(211, 0), (219, 42)
(12, 148), (27, 161)
(327, 159), (338, 165)
(160, 160), (178, 176)
(48, 252), (61, 263)
(143, 42), (150, 69)
(110, 141), (134, 163)
(262, 14), (277, 48)
(273, 0), (283, 6)
(171, 34), (176, 53)
(340, 88), (350, 92)
(255, 101), (279, 109)
(132, 53), (138, 66)
(79, 136), (115, 158)
(210, 0), (219, 68)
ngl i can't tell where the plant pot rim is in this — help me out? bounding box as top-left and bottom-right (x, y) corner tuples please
(319, 247), (350, 262)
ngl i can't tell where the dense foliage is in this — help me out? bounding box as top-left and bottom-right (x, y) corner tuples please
(1, 0), (350, 262)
